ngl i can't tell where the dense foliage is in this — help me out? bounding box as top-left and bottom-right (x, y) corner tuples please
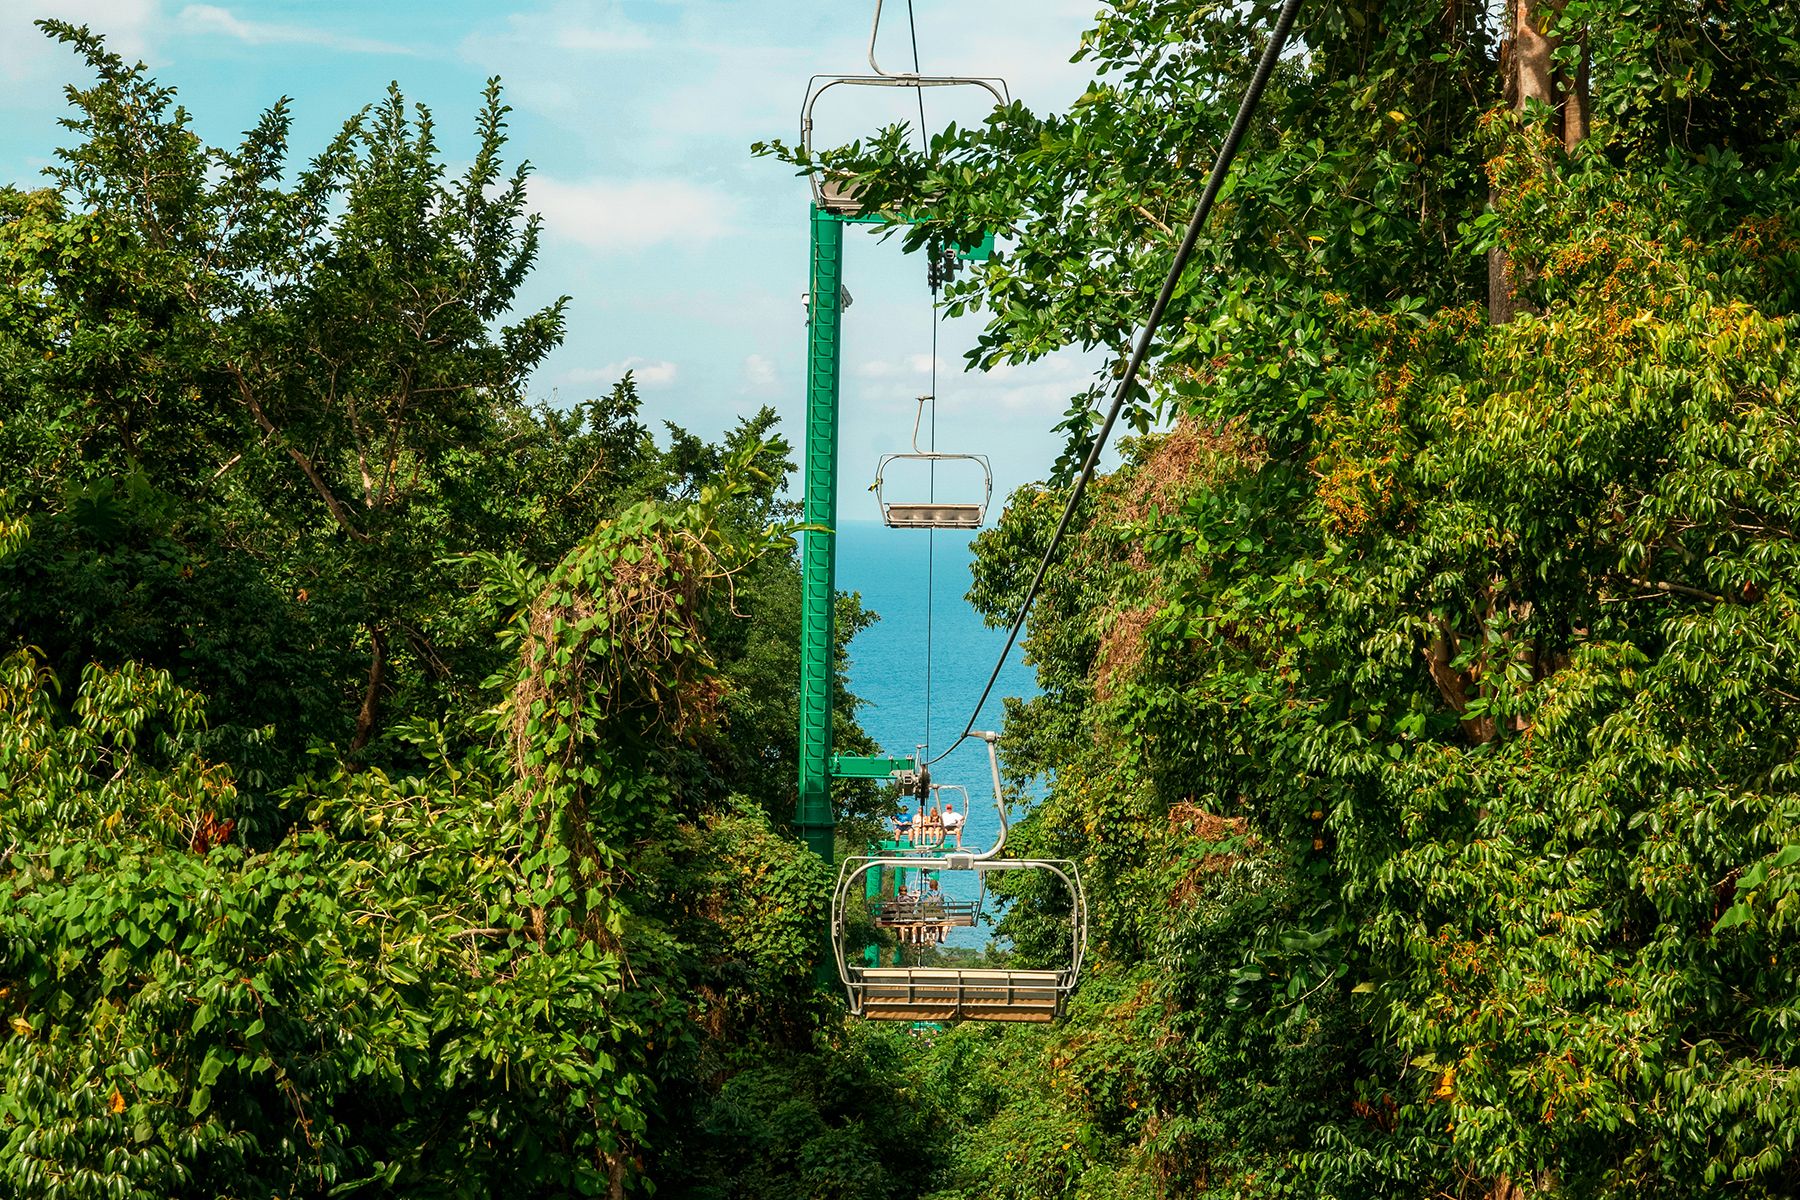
(0, 23), (893, 1198)
(10, 0), (1800, 1195)
(773, 0), (1800, 1196)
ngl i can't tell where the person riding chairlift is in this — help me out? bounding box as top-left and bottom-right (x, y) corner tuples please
(940, 800), (964, 849)
(891, 807), (914, 846)
(924, 802), (943, 848)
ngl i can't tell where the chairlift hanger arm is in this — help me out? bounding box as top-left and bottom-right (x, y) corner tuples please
(800, 4), (1010, 174)
(865, 0), (904, 77)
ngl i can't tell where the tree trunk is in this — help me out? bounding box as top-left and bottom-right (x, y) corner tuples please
(1489, 0), (1590, 324)
(351, 625), (386, 753)
(1513, 0), (1557, 110)
(1561, 31), (1591, 148)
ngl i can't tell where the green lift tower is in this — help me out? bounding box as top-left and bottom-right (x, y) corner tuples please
(792, 198), (991, 871)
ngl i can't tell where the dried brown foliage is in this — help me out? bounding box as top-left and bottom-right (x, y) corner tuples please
(1166, 801), (1256, 906)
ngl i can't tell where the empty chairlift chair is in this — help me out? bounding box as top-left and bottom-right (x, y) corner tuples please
(874, 397), (993, 530)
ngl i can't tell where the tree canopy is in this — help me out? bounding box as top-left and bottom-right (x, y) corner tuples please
(767, 0), (1800, 1195)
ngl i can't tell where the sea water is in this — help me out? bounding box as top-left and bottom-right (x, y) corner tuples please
(835, 519), (1038, 948)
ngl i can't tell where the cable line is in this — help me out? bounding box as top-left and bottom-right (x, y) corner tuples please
(906, 0), (939, 759)
(924, 0), (1306, 768)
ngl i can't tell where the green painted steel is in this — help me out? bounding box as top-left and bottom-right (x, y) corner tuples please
(955, 231), (996, 261)
(863, 861), (884, 967)
(797, 205), (991, 985)
(830, 753), (915, 779)
(795, 204), (844, 869)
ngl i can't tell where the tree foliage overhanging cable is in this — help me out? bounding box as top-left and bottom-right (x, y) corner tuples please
(928, 0), (1307, 767)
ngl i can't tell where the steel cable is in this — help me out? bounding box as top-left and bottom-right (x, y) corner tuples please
(924, 0), (1306, 767)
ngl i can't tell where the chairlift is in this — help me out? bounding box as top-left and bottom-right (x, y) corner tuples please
(875, 396), (993, 529)
(884, 781), (974, 856)
(800, 0), (1010, 219)
(832, 733), (1088, 1023)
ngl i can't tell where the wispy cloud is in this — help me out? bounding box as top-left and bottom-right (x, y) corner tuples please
(176, 5), (413, 55)
(476, 0), (654, 54)
(565, 358), (679, 389)
(527, 175), (734, 252)
(743, 354), (778, 390)
(857, 354), (947, 379)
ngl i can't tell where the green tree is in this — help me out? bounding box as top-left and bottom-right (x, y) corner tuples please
(0, 443), (853, 1197)
(1, 27), (909, 1199)
(0, 21), (566, 766)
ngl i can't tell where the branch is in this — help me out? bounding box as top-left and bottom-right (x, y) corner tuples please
(1630, 577), (1724, 604)
(226, 364), (372, 542)
(1423, 618), (1496, 745)
(1134, 204), (1176, 237)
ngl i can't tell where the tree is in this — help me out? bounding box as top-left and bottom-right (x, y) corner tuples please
(1, 29), (920, 1196)
(1, 21), (565, 765)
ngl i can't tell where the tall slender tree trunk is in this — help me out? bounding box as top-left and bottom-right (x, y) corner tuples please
(1489, 0), (1590, 324)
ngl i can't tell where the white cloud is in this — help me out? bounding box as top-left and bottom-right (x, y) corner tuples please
(175, 5), (412, 54)
(476, 1), (653, 54)
(859, 353), (948, 379)
(1, 0), (160, 89)
(528, 175), (734, 252)
(564, 358), (679, 389)
(743, 354), (778, 389)
(536, 23), (651, 53)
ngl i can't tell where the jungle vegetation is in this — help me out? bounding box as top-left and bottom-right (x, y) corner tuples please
(782, 0), (1800, 1196)
(5, 0), (1800, 1197)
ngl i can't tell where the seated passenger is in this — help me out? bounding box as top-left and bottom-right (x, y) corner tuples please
(925, 804), (943, 847)
(940, 801), (964, 849)
(892, 809), (913, 844)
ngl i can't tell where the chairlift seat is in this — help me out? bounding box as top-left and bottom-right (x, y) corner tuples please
(831, 742), (1088, 1024)
(873, 898), (978, 927)
(851, 967), (1067, 1023)
(820, 173), (866, 217)
(875, 450), (992, 530)
(882, 501), (984, 529)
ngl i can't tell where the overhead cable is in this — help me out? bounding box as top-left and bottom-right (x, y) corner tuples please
(925, 0), (1306, 768)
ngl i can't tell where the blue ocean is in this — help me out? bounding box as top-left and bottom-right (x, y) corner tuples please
(834, 519), (1038, 947)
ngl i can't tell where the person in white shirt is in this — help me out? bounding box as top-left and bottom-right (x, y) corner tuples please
(940, 801), (964, 849)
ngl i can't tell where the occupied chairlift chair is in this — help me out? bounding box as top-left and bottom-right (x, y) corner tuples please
(874, 397), (993, 529)
(832, 733), (1089, 1023)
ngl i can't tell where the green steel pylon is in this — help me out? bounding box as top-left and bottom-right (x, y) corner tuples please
(795, 203), (990, 983)
(795, 203), (844, 869)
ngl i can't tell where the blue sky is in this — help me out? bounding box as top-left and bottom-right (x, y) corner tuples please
(0, 0), (1114, 511)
